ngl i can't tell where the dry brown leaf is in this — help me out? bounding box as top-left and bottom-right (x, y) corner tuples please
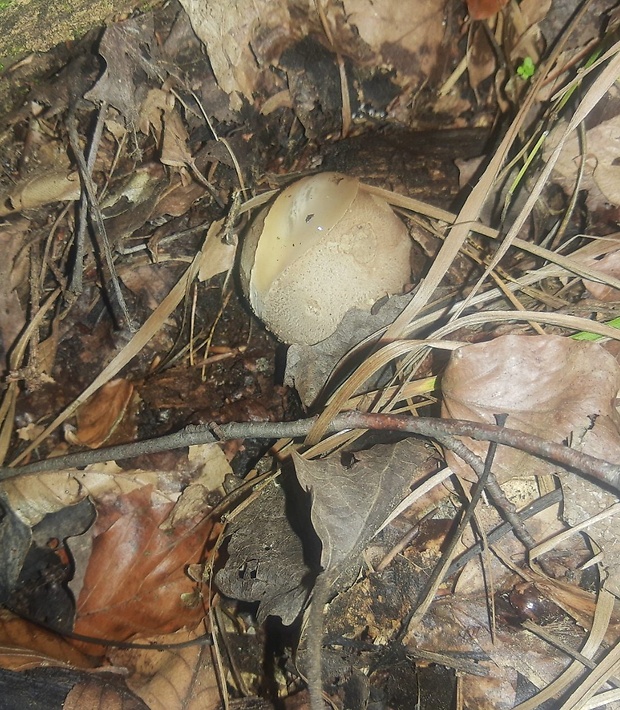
(343, 0), (445, 82)
(73, 378), (135, 449)
(160, 108), (193, 170)
(148, 177), (205, 219)
(442, 334), (620, 482)
(138, 88), (169, 139)
(63, 674), (149, 710)
(581, 248), (620, 302)
(74, 485), (217, 642)
(109, 628), (219, 710)
(178, 0), (292, 106)
(442, 334), (620, 595)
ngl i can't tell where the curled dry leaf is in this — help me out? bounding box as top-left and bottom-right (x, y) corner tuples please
(0, 170), (81, 216)
(73, 378), (135, 449)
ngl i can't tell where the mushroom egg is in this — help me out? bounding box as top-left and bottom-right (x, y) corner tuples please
(239, 172), (412, 345)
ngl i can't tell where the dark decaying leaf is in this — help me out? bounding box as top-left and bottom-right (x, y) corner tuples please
(293, 438), (430, 572)
(0, 494), (32, 605)
(285, 292), (414, 407)
(215, 477), (316, 625)
(7, 499), (96, 633)
(84, 15), (166, 126)
(0, 666), (148, 710)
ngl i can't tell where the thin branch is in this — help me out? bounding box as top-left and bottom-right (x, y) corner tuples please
(3, 414), (619, 491)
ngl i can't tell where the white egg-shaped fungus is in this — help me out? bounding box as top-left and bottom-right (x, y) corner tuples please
(239, 172), (412, 345)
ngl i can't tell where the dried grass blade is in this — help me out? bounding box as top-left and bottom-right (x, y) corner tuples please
(428, 310), (620, 341)
(453, 40), (620, 320)
(305, 340), (425, 445)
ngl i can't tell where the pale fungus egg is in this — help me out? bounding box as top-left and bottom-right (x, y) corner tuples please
(239, 172), (412, 345)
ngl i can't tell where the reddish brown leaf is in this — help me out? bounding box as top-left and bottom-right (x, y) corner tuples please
(73, 378), (135, 449)
(0, 611), (94, 671)
(466, 0), (509, 20)
(75, 486), (218, 642)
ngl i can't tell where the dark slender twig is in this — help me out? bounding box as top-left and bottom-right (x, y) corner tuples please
(3, 414), (620, 490)
(339, 413), (620, 490)
(67, 106), (134, 329)
(445, 488), (563, 578)
(69, 102), (108, 296)
(484, 472), (537, 549)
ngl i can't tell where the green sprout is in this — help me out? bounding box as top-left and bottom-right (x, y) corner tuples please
(517, 57), (535, 80)
(572, 316), (620, 342)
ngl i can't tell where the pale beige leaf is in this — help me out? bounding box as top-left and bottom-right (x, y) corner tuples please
(110, 628), (219, 710)
(0, 170), (81, 215)
(197, 219), (236, 282)
(0, 467), (168, 527)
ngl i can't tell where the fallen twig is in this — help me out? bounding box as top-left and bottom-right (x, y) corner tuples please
(3, 413), (619, 490)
